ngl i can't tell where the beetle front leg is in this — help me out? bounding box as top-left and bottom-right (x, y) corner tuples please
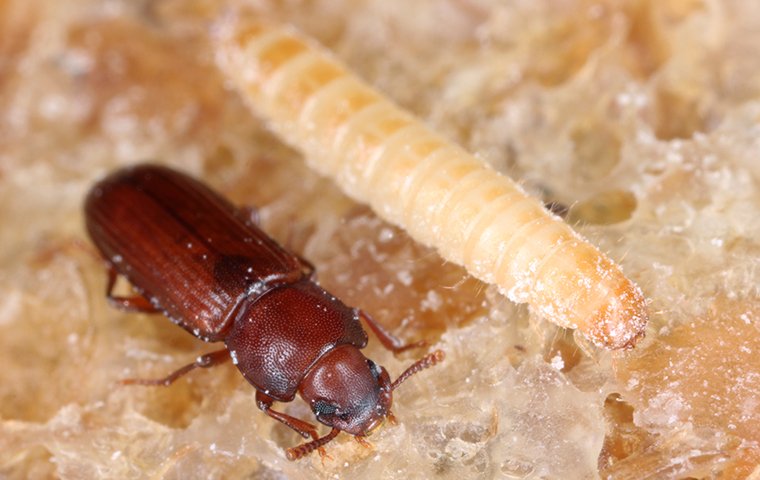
(255, 391), (320, 440)
(256, 392), (338, 460)
(357, 310), (426, 354)
(105, 266), (160, 313)
(286, 428), (340, 461)
(120, 348), (230, 386)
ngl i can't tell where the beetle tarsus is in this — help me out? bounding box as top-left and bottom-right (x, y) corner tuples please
(355, 436), (372, 449)
(386, 412), (397, 426)
(286, 427), (340, 461)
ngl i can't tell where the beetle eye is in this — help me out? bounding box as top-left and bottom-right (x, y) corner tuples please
(366, 359), (381, 379)
(313, 400), (337, 417)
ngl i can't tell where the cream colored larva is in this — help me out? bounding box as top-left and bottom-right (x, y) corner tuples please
(213, 16), (648, 349)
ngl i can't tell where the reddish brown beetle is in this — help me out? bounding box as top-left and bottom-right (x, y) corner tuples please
(84, 164), (443, 460)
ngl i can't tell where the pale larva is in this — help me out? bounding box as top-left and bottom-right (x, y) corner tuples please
(213, 16), (648, 349)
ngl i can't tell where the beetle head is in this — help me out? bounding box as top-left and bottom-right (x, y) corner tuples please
(299, 344), (392, 436)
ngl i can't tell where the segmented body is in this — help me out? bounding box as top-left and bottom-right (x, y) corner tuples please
(213, 17), (648, 349)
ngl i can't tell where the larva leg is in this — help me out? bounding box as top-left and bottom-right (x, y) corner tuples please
(214, 16), (648, 349)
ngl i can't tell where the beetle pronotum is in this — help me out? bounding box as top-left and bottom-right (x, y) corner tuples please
(213, 15), (648, 349)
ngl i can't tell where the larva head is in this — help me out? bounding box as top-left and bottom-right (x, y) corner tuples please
(525, 240), (649, 350)
(582, 279), (649, 349)
(550, 249), (648, 349)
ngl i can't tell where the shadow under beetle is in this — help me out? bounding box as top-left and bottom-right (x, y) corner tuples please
(84, 164), (443, 460)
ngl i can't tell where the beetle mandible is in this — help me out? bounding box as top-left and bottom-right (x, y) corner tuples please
(84, 164), (443, 460)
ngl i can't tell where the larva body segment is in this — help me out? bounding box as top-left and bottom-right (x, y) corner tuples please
(214, 17), (648, 349)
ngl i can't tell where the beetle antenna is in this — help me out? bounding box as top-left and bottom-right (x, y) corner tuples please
(391, 350), (445, 391)
(286, 427), (340, 461)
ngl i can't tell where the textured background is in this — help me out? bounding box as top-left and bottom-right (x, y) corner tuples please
(1, 0), (758, 478)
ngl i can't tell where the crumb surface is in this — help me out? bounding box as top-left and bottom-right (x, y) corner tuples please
(1, 1), (759, 478)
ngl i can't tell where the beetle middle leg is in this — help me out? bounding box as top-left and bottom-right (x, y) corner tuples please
(294, 253), (316, 280)
(120, 348), (230, 386)
(238, 206), (316, 280)
(238, 206), (261, 227)
(105, 266), (160, 313)
(357, 310), (427, 354)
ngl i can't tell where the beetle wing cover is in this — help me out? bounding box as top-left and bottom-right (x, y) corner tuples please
(85, 164), (303, 340)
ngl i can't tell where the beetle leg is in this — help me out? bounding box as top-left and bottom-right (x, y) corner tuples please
(355, 436), (372, 449)
(387, 411), (398, 425)
(238, 206), (260, 227)
(120, 348), (230, 386)
(106, 267), (160, 313)
(294, 253), (316, 280)
(286, 428), (340, 461)
(256, 391), (320, 440)
(357, 309), (427, 353)
(237, 205), (315, 280)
